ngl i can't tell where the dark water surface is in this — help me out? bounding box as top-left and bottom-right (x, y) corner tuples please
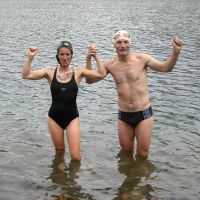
(0, 0), (199, 199)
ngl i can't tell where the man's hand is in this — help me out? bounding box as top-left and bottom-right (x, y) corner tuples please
(172, 36), (182, 54)
(87, 44), (97, 58)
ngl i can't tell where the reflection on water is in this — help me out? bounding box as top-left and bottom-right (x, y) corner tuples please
(114, 150), (157, 200)
(49, 152), (94, 200)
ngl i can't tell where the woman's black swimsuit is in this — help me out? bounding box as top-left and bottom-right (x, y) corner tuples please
(48, 68), (79, 129)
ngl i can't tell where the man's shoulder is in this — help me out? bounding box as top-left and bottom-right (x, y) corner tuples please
(104, 56), (117, 67)
(134, 52), (151, 59)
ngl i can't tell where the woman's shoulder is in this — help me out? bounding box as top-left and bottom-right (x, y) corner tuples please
(44, 66), (56, 71)
(42, 67), (56, 81)
(73, 66), (84, 73)
(43, 66), (56, 74)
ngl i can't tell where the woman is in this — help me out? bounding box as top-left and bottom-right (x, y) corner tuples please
(22, 41), (105, 161)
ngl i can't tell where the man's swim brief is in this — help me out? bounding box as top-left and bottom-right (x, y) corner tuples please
(118, 106), (153, 127)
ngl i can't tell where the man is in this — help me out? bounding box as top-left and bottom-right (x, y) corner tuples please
(86, 30), (182, 158)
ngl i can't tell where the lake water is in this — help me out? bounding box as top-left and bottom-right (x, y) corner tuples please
(0, 0), (199, 199)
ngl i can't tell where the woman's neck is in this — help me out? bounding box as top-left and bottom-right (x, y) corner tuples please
(58, 65), (71, 73)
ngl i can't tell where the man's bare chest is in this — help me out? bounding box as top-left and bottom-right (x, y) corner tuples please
(110, 65), (144, 84)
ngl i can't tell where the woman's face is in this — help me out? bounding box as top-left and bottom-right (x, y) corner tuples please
(58, 47), (72, 67)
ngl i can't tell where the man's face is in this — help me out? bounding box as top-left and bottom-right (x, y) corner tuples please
(114, 39), (130, 56)
(58, 48), (72, 67)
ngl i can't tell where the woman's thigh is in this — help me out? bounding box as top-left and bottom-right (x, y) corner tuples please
(66, 117), (81, 160)
(48, 117), (65, 150)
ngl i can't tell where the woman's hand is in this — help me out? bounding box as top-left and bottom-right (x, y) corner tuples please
(28, 46), (39, 58)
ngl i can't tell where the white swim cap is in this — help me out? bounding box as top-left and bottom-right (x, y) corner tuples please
(114, 30), (131, 44)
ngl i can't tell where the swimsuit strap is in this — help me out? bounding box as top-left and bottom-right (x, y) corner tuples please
(52, 67), (58, 83)
(71, 66), (75, 73)
(71, 67), (75, 78)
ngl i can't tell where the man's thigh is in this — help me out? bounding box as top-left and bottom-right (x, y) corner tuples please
(135, 117), (153, 154)
(118, 120), (135, 151)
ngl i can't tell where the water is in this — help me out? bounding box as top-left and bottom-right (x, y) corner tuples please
(0, 0), (199, 199)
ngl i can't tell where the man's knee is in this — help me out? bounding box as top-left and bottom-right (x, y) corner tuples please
(136, 147), (149, 158)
